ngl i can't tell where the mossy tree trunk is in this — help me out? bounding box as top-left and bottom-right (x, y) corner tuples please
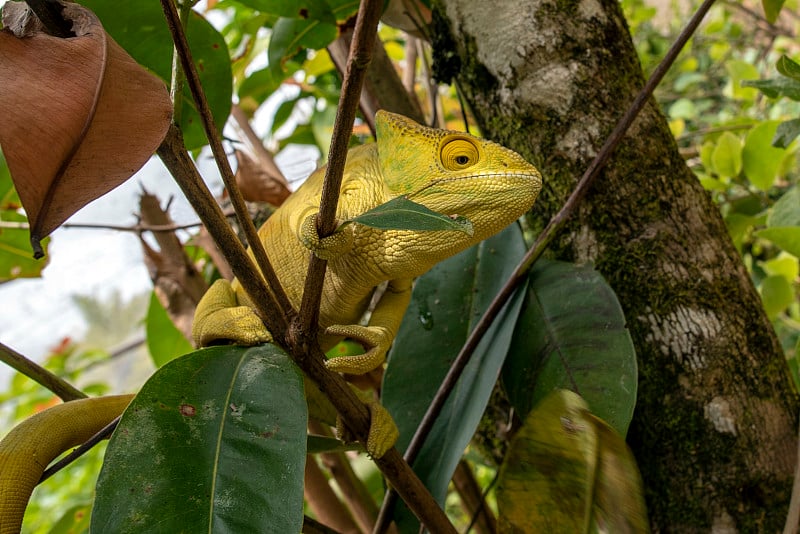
(434, 0), (799, 530)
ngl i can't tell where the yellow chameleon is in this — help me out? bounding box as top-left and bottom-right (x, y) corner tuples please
(192, 110), (542, 457)
(0, 111), (540, 531)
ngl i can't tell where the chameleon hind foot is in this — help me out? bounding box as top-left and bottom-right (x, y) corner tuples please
(192, 279), (273, 347)
(337, 400), (399, 458)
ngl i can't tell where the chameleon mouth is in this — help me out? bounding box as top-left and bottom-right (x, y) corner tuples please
(405, 171), (542, 200)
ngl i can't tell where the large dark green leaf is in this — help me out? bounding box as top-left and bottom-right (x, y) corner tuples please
(92, 345), (307, 533)
(496, 390), (648, 533)
(382, 223), (528, 532)
(502, 260), (637, 436)
(81, 0), (232, 150)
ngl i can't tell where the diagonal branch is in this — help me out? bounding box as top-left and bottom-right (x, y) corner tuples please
(159, 0), (295, 334)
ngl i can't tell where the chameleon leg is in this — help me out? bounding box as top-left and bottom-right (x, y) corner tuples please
(336, 399), (399, 458)
(192, 279), (273, 347)
(299, 213), (354, 260)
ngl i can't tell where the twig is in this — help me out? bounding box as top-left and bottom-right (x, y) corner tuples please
(39, 415), (120, 482)
(157, 125), (286, 339)
(159, 0), (295, 325)
(0, 219), (207, 233)
(296, 0), (382, 339)
(0, 342), (86, 401)
(374, 0), (720, 528)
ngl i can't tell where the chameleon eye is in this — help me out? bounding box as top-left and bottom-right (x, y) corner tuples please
(441, 138), (480, 170)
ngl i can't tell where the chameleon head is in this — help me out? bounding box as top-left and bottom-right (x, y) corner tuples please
(375, 110), (543, 245)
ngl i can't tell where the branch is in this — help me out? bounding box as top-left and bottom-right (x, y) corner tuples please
(375, 0), (720, 527)
(0, 342), (86, 402)
(159, 0), (295, 327)
(296, 0), (382, 338)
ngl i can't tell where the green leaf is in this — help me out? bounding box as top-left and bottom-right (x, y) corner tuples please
(762, 0), (786, 23)
(382, 224), (528, 532)
(92, 345), (307, 533)
(725, 59), (760, 101)
(47, 503), (92, 534)
(777, 54), (800, 81)
(502, 260), (638, 436)
(759, 275), (795, 318)
(233, 0), (335, 22)
(742, 78), (800, 101)
(496, 390), (648, 533)
(347, 196), (474, 235)
(0, 151), (50, 274)
(145, 291), (194, 368)
(768, 186), (800, 227)
(774, 119), (800, 149)
(82, 0), (232, 150)
(0, 211), (49, 280)
(757, 227), (800, 257)
(267, 0), (359, 73)
(743, 121), (787, 190)
(269, 17), (337, 73)
(711, 131), (742, 178)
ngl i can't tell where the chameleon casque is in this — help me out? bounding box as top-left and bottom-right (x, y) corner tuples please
(0, 111), (541, 532)
(192, 110), (542, 457)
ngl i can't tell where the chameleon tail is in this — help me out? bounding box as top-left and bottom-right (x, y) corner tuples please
(0, 394), (133, 534)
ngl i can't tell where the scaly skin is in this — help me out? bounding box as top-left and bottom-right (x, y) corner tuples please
(0, 394), (133, 534)
(192, 111), (542, 457)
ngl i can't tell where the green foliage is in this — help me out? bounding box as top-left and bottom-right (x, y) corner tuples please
(503, 260), (638, 437)
(347, 195), (474, 235)
(383, 223), (528, 532)
(145, 291), (193, 368)
(496, 390), (648, 533)
(623, 0), (800, 380)
(0, 151), (49, 280)
(93, 345), (307, 533)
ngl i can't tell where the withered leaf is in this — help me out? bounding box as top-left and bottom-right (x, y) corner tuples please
(0, 1), (173, 257)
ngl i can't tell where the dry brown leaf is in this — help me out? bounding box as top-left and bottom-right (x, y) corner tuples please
(234, 149), (291, 206)
(0, 2), (172, 258)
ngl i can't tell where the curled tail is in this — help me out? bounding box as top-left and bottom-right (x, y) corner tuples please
(0, 394), (133, 534)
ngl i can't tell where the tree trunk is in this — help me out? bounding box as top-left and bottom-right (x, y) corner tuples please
(434, 0), (799, 530)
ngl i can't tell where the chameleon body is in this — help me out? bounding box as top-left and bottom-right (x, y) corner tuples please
(192, 110), (542, 457)
(0, 394), (133, 534)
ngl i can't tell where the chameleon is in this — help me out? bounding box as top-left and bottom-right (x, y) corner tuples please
(192, 110), (542, 458)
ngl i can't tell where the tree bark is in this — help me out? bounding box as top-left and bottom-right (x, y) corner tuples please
(434, 0), (799, 530)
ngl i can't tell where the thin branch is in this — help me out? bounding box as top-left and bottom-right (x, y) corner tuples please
(39, 415), (120, 482)
(374, 0), (720, 527)
(0, 219), (209, 233)
(157, 125), (286, 338)
(0, 342), (86, 401)
(296, 0), (383, 339)
(159, 0), (295, 324)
